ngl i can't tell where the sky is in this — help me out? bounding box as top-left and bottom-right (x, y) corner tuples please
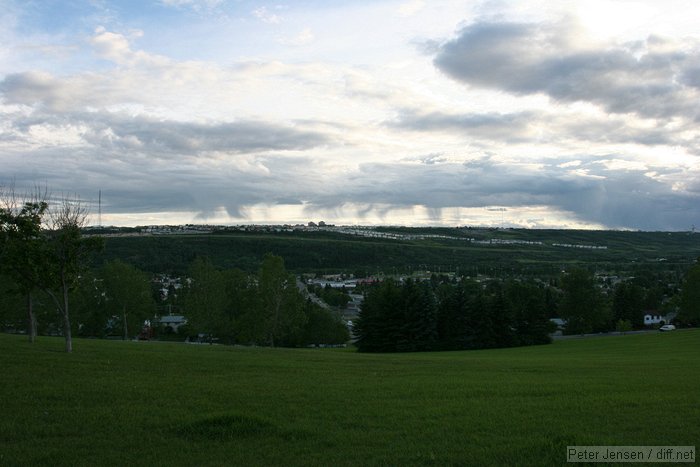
(1, 0), (699, 230)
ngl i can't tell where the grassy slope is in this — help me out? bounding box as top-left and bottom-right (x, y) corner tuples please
(1, 331), (698, 466)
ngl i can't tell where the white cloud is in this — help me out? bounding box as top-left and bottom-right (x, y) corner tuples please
(159, 0), (224, 12)
(89, 27), (167, 66)
(398, 0), (425, 17)
(280, 28), (315, 47)
(575, 0), (656, 40)
(253, 6), (282, 24)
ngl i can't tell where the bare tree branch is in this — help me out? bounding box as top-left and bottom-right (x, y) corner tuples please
(47, 195), (89, 232)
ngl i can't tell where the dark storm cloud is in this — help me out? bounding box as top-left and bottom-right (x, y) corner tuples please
(99, 117), (329, 154)
(682, 66), (700, 88)
(1, 105), (331, 221)
(5, 134), (698, 229)
(391, 107), (690, 149)
(2, 142), (310, 219)
(6, 111), (330, 156)
(391, 110), (534, 143)
(274, 198), (304, 205)
(434, 20), (700, 119)
(0, 72), (62, 106)
(305, 158), (700, 230)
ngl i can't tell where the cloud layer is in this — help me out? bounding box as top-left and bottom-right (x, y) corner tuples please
(435, 20), (700, 120)
(1, 1), (699, 230)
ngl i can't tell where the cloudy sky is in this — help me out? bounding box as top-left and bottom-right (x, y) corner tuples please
(2, 0), (699, 230)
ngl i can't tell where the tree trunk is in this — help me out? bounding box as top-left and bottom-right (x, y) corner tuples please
(62, 273), (72, 353)
(270, 297), (282, 347)
(123, 305), (128, 340)
(27, 292), (37, 343)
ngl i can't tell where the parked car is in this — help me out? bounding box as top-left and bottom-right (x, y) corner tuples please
(659, 324), (676, 332)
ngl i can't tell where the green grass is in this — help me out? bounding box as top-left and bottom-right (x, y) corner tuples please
(1, 331), (698, 466)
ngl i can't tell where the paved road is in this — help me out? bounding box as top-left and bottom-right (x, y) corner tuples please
(296, 279), (331, 309)
(552, 329), (664, 340)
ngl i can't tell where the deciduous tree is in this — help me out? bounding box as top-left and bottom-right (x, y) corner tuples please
(257, 254), (306, 347)
(102, 260), (154, 340)
(182, 257), (228, 343)
(43, 198), (103, 352)
(0, 185), (49, 342)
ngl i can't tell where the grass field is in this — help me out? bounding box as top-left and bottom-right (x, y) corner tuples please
(1, 331), (698, 466)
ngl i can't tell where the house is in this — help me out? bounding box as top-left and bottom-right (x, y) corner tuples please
(549, 318), (567, 336)
(643, 313), (664, 326)
(159, 315), (187, 333)
(344, 293), (364, 316)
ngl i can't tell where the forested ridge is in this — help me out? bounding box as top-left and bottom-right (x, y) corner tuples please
(96, 227), (700, 276)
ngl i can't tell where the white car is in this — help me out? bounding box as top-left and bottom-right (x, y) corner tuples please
(659, 324), (676, 331)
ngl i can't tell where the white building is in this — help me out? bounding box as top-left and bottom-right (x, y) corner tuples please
(159, 315), (187, 332)
(643, 313), (664, 326)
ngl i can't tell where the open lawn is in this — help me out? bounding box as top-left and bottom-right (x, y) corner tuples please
(1, 331), (698, 466)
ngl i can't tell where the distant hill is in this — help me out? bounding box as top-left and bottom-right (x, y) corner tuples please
(93, 226), (700, 276)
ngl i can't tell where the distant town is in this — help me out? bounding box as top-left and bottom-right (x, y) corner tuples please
(88, 222), (611, 251)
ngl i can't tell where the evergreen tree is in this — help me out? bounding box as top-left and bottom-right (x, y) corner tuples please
(436, 281), (464, 350)
(485, 283), (518, 348)
(505, 281), (552, 346)
(355, 279), (402, 352)
(471, 288), (497, 349)
(353, 278), (557, 353)
(559, 269), (610, 334)
(612, 281), (645, 328)
(679, 260), (700, 325)
(397, 279), (437, 351)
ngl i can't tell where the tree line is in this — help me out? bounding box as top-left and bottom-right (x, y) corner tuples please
(354, 277), (554, 352)
(1, 186), (347, 351)
(354, 261), (700, 353)
(180, 254), (348, 347)
(557, 265), (700, 334)
(0, 249), (349, 349)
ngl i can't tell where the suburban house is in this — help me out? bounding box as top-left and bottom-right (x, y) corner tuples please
(159, 315), (187, 333)
(644, 311), (678, 326)
(549, 318), (567, 336)
(643, 313), (664, 326)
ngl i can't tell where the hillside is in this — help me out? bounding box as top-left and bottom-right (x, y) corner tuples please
(94, 227), (700, 276)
